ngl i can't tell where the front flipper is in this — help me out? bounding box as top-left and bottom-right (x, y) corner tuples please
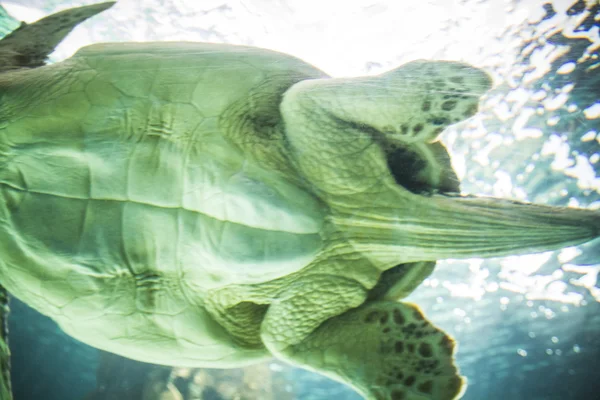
(265, 299), (463, 400)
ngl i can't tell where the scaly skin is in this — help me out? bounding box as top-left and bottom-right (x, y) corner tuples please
(1, 3), (599, 400)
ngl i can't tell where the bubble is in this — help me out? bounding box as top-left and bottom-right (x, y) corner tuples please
(581, 131), (597, 142)
(453, 308), (466, 317)
(547, 115), (560, 126)
(270, 363), (284, 372)
(583, 102), (600, 119)
(517, 349), (528, 357)
(557, 62), (576, 74)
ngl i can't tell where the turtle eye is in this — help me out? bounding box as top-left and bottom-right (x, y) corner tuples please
(386, 146), (430, 195)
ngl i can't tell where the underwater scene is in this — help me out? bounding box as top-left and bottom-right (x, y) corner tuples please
(0, 0), (599, 399)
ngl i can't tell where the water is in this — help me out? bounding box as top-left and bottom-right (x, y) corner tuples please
(1, 1), (599, 399)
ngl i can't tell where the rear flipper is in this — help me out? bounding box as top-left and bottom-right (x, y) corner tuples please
(0, 1), (115, 71)
(269, 300), (464, 400)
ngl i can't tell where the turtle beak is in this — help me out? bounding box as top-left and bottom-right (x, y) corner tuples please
(334, 193), (600, 265)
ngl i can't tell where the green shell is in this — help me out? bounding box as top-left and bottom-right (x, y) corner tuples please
(0, 40), (334, 366)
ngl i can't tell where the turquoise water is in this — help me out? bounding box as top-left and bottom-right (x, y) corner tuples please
(2, 1), (600, 399)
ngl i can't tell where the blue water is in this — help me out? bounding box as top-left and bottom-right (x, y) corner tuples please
(2, 1), (600, 399)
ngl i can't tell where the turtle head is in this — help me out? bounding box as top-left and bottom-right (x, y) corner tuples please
(279, 59), (491, 199)
(282, 60), (491, 147)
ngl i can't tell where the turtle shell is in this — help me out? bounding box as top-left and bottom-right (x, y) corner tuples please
(0, 42), (328, 366)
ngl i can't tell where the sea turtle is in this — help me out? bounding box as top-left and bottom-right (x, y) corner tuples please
(0, 2), (599, 400)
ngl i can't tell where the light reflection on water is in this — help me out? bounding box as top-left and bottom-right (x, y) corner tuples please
(2, 1), (600, 399)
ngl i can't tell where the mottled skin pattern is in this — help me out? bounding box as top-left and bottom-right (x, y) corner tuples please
(1, 3), (600, 400)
